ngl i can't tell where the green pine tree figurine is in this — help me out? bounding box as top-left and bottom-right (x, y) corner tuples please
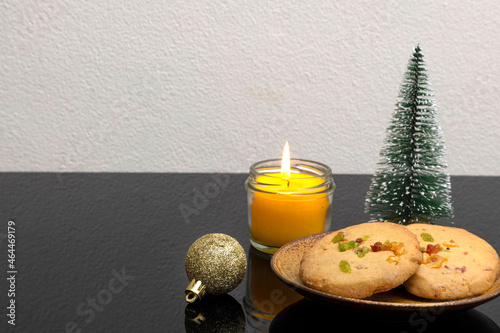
(365, 45), (453, 225)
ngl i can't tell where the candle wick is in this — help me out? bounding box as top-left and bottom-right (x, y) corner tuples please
(286, 179), (290, 188)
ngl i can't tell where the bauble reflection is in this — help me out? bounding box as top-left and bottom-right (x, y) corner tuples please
(184, 294), (245, 333)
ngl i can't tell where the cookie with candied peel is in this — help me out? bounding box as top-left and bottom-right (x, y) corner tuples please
(403, 223), (500, 299)
(299, 222), (423, 299)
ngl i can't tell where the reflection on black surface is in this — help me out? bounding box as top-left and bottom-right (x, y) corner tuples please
(184, 294), (245, 333)
(270, 298), (500, 333)
(243, 246), (303, 332)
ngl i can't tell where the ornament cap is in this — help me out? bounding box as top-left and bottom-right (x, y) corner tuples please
(185, 279), (206, 303)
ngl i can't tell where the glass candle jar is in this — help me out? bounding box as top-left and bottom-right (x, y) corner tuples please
(245, 159), (335, 254)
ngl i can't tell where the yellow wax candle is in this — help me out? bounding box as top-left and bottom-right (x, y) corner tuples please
(250, 173), (329, 247)
(249, 142), (330, 248)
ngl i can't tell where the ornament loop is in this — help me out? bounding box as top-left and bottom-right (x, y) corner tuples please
(185, 279), (206, 303)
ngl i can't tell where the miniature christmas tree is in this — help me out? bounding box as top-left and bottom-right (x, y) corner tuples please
(365, 45), (453, 225)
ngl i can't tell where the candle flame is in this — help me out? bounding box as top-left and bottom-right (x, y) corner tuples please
(281, 141), (291, 179)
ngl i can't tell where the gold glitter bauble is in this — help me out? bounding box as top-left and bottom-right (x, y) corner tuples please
(185, 233), (247, 301)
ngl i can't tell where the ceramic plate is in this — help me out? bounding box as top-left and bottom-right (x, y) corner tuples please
(271, 232), (500, 313)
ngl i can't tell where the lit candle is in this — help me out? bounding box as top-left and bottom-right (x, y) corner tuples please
(245, 142), (335, 253)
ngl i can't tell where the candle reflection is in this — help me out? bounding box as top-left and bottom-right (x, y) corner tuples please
(243, 246), (303, 332)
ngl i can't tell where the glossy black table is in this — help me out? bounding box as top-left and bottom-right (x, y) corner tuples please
(1, 173), (499, 332)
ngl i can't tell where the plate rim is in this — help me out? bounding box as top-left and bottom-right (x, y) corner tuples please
(270, 231), (500, 312)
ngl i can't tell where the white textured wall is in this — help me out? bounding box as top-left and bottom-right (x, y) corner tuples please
(1, 1), (499, 175)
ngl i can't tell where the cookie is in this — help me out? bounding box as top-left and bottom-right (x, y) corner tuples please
(299, 222), (423, 299)
(403, 223), (500, 299)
